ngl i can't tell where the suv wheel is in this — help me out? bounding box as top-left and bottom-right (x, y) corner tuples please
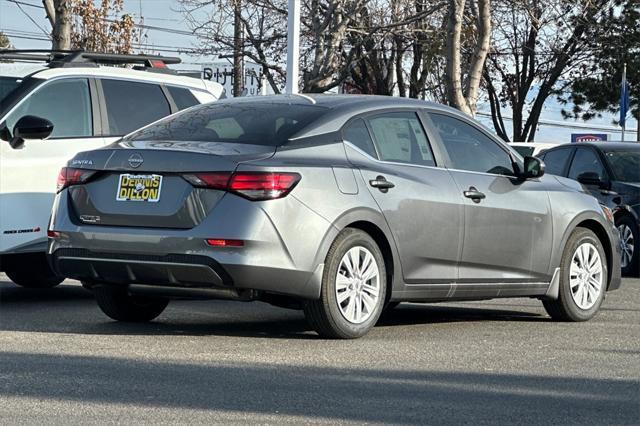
(543, 228), (607, 321)
(5, 254), (64, 288)
(304, 228), (386, 339)
(616, 215), (638, 276)
(93, 286), (169, 322)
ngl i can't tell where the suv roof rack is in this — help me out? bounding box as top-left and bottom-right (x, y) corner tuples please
(0, 49), (181, 71)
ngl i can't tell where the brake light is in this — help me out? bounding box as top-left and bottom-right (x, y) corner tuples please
(184, 172), (300, 201)
(56, 167), (96, 192)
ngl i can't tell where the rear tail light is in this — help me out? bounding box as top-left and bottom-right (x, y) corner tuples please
(184, 172), (301, 201)
(56, 167), (96, 193)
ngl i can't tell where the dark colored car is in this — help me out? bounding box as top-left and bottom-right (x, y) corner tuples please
(539, 142), (640, 275)
(48, 95), (621, 339)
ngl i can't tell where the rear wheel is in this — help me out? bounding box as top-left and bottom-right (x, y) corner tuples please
(94, 285), (169, 322)
(616, 215), (638, 276)
(543, 228), (607, 321)
(4, 253), (64, 288)
(304, 228), (386, 339)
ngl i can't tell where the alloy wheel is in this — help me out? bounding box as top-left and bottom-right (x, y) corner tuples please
(569, 242), (603, 310)
(335, 246), (380, 324)
(617, 224), (635, 269)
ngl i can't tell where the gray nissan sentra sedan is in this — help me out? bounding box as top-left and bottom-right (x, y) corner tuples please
(48, 95), (621, 338)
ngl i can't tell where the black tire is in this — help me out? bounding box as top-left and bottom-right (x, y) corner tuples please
(384, 301), (401, 311)
(93, 285), (169, 322)
(304, 228), (387, 339)
(615, 215), (638, 276)
(543, 228), (607, 322)
(5, 254), (64, 288)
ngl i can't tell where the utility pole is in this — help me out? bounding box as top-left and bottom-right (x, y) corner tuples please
(233, 0), (244, 97)
(285, 0), (300, 94)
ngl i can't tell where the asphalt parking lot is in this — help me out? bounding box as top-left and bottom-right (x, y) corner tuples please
(0, 275), (638, 425)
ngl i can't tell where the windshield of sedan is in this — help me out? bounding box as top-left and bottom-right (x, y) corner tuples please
(605, 150), (640, 182)
(125, 102), (327, 146)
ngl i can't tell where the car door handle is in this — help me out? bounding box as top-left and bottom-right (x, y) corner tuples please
(463, 187), (486, 202)
(369, 176), (395, 193)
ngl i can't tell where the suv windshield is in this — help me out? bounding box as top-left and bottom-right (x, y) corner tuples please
(605, 150), (640, 182)
(125, 102), (327, 146)
(0, 76), (22, 103)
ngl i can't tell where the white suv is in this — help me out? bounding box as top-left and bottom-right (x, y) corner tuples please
(0, 51), (223, 288)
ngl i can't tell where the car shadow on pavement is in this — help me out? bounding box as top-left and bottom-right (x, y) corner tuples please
(1, 282), (549, 339)
(0, 351), (637, 424)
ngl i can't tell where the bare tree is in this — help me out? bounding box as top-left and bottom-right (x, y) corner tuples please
(444, 0), (492, 116)
(43, 0), (72, 50)
(484, 0), (611, 142)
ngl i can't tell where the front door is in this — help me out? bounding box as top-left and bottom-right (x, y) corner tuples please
(0, 78), (104, 253)
(343, 112), (463, 284)
(427, 112), (553, 282)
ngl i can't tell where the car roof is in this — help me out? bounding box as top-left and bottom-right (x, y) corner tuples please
(20, 64), (220, 92)
(214, 94), (476, 139)
(546, 142), (640, 151)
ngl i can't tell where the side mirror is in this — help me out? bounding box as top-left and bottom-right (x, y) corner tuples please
(9, 115), (54, 149)
(521, 156), (545, 179)
(577, 171), (607, 188)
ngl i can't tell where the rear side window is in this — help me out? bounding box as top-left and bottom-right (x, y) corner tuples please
(101, 79), (171, 136)
(167, 86), (199, 110)
(367, 112), (435, 166)
(540, 148), (573, 176)
(4, 78), (92, 138)
(125, 102), (326, 146)
(343, 118), (377, 158)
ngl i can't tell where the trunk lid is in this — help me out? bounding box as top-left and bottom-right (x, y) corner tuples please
(67, 141), (274, 229)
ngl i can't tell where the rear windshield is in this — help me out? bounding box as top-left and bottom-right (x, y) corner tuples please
(125, 102), (326, 146)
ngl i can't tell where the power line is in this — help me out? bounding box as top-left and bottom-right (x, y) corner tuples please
(9, 0), (51, 40)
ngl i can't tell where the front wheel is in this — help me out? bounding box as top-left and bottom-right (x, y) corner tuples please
(543, 228), (607, 321)
(304, 228), (387, 339)
(93, 286), (169, 322)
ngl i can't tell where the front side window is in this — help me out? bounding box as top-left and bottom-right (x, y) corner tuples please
(4, 78), (92, 138)
(102, 79), (171, 136)
(367, 112), (435, 166)
(539, 148), (573, 176)
(342, 118), (377, 158)
(430, 113), (514, 176)
(568, 148), (606, 180)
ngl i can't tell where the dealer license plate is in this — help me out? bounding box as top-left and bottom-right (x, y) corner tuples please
(116, 174), (163, 202)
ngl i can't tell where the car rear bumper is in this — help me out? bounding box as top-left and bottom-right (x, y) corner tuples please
(50, 247), (323, 300)
(48, 190), (332, 300)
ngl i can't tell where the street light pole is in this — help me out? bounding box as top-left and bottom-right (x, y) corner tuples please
(233, 0), (244, 97)
(285, 0), (300, 94)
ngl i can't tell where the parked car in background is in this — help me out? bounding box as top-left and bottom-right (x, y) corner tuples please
(510, 142), (559, 157)
(48, 95), (621, 338)
(538, 142), (640, 275)
(0, 50), (223, 288)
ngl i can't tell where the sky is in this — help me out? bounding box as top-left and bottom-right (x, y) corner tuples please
(0, 0), (637, 143)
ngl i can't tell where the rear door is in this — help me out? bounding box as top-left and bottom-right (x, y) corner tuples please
(427, 112), (552, 282)
(344, 111), (462, 284)
(0, 77), (104, 253)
